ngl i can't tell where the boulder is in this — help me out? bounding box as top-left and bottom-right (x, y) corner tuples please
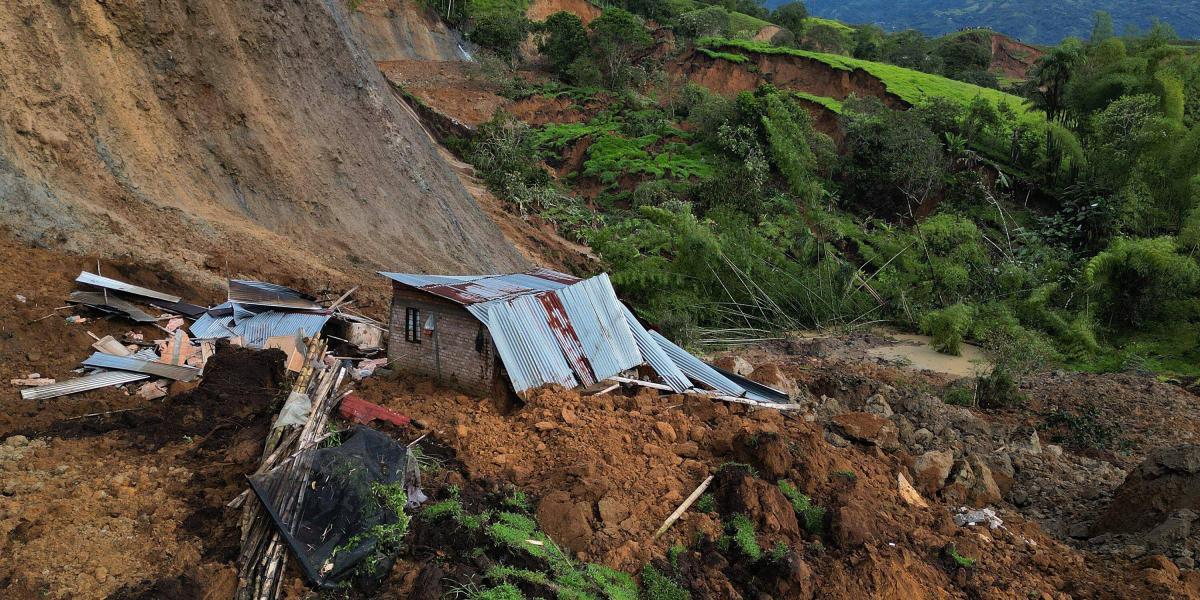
(1095, 445), (1200, 535)
(911, 450), (954, 495)
(830, 412), (898, 449)
(713, 355), (754, 376)
(942, 459), (976, 505)
(536, 491), (594, 553)
(967, 456), (1003, 506)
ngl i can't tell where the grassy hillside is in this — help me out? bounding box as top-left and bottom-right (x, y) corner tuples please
(783, 0), (1200, 44)
(698, 37), (1040, 123)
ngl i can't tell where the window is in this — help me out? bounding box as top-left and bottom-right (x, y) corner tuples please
(405, 307), (420, 343)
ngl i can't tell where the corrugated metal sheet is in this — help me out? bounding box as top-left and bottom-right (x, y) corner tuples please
(76, 271), (182, 303)
(468, 275), (646, 395)
(81, 352), (200, 381)
(234, 311), (331, 348)
(380, 269), (580, 306)
(190, 312), (239, 339)
(68, 291), (158, 323)
(619, 305), (692, 393)
(554, 275), (643, 384)
(647, 330), (747, 397)
(20, 370), (150, 400)
(471, 299), (578, 393)
(228, 280), (323, 311)
(712, 366), (791, 404)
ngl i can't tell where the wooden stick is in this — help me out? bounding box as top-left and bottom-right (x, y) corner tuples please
(652, 474), (714, 540)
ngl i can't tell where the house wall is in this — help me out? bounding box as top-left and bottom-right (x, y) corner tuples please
(387, 283), (501, 396)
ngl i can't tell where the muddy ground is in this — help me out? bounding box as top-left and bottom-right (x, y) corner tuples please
(2, 236), (1200, 599)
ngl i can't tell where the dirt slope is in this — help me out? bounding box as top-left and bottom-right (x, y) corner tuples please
(990, 32), (1044, 81)
(0, 0), (528, 294)
(350, 0), (470, 62)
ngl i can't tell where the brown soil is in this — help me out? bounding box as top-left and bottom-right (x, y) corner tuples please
(990, 33), (1045, 81)
(350, 0), (467, 63)
(526, 0), (602, 25)
(0, 0), (528, 293)
(378, 60), (510, 128)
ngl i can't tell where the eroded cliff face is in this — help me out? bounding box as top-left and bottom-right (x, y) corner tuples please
(0, 0), (527, 290)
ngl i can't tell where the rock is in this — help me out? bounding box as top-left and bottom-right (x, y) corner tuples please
(536, 491), (594, 553)
(674, 441), (700, 458)
(713, 470), (800, 537)
(94, 566), (108, 583)
(863, 393), (893, 417)
(912, 450), (954, 495)
(985, 454), (1016, 496)
(967, 456), (1003, 506)
(713, 355), (754, 376)
(942, 459), (976, 504)
(912, 427), (935, 447)
(534, 421), (558, 431)
(561, 408), (580, 425)
(1045, 444), (1064, 459)
(1145, 510), (1198, 554)
(1095, 445), (1200, 535)
(597, 496), (631, 527)
(36, 127), (70, 149)
(654, 422), (677, 443)
(897, 471), (928, 508)
(748, 363), (800, 397)
(1068, 523), (1091, 539)
(830, 412), (898, 449)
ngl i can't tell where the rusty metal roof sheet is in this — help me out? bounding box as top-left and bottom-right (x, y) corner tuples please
(81, 352), (201, 381)
(76, 271), (182, 303)
(228, 280), (323, 311)
(468, 275), (652, 395)
(380, 268), (580, 305)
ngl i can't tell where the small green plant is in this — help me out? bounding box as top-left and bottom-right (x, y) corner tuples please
(943, 385), (975, 406)
(330, 482), (411, 576)
(770, 541), (790, 562)
(409, 445), (444, 474)
(946, 545), (976, 568)
(832, 469), (857, 481)
(641, 564), (690, 600)
(668, 544), (685, 571)
(777, 480), (826, 535)
(727, 514), (762, 560)
(694, 493), (715, 513)
(502, 487), (532, 512)
(1044, 403), (1119, 449)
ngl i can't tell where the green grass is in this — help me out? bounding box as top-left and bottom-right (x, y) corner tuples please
(470, 0), (530, 19)
(791, 91), (843, 113)
(698, 48), (750, 63)
(728, 11), (772, 35)
(947, 545), (977, 568)
(697, 37), (1042, 126)
(727, 514), (762, 560)
(777, 480), (826, 535)
(803, 17), (854, 34)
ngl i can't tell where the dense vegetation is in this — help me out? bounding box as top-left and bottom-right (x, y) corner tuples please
(436, 1), (1200, 379)
(795, 0), (1200, 45)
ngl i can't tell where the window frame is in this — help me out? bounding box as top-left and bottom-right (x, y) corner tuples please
(404, 307), (421, 344)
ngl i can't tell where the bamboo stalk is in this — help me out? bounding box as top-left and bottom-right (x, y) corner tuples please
(652, 475), (714, 540)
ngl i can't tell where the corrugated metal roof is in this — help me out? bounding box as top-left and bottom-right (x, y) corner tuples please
(380, 268), (580, 306)
(76, 271), (182, 303)
(81, 352), (200, 381)
(468, 275), (647, 395)
(234, 311), (331, 348)
(68, 291), (159, 323)
(190, 312), (239, 339)
(228, 280), (323, 311)
(647, 330), (747, 397)
(619, 305), (692, 393)
(20, 370), (151, 400)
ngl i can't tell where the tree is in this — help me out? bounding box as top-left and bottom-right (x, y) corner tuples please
(1084, 236), (1200, 327)
(537, 12), (589, 76)
(469, 13), (530, 59)
(676, 6), (730, 40)
(1090, 11), (1114, 43)
(590, 8), (654, 90)
(770, 2), (807, 35)
(1023, 38), (1084, 119)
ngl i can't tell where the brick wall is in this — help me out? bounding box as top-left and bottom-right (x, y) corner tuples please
(387, 283), (502, 396)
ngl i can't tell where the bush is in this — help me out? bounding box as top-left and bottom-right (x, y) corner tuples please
(920, 303), (976, 355)
(537, 12), (589, 76)
(975, 368), (1026, 409)
(1084, 236), (1200, 328)
(470, 13), (531, 58)
(676, 6), (731, 40)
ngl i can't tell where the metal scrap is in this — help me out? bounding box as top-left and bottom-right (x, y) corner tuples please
(20, 370), (151, 400)
(82, 352), (200, 382)
(75, 271), (182, 303)
(68, 291), (157, 323)
(228, 280), (323, 311)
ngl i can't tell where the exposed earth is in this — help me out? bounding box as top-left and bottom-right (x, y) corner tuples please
(3, 1), (1200, 599)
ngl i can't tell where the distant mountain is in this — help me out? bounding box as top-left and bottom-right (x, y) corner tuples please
(766, 1), (1200, 44)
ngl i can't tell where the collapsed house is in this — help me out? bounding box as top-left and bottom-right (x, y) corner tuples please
(379, 269), (791, 406)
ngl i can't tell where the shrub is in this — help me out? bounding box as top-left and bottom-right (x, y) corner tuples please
(470, 13), (530, 58)
(920, 303), (977, 355)
(538, 12), (589, 76)
(943, 386), (975, 406)
(975, 367), (1026, 409)
(676, 6), (731, 40)
(1084, 236), (1200, 328)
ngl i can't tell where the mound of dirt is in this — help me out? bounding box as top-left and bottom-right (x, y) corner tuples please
(1095, 446), (1200, 535)
(989, 33), (1044, 81)
(0, 0), (527, 292)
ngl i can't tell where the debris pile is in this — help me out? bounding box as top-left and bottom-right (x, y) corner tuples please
(15, 271), (388, 403)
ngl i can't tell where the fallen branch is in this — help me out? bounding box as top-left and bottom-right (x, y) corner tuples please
(652, 474), (714, 540)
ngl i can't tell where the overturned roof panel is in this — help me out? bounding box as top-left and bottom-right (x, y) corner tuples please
(68, 291), (159, 323)
(647, 331), (789, 404)
(76, 272), (182, 303)
(380, 268), (580, 306)
(619, 305), (693, 393)
(19, 370), (151, 401)
(228, 280), (323, 311)
(82, 352), (201, 381)
(188, 309), (329, 349)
